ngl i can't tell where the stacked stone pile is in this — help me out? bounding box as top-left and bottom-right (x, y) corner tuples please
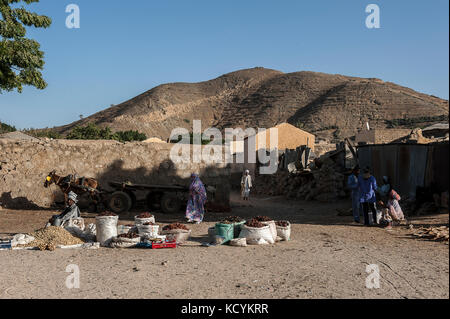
(254, 156), (348, 203)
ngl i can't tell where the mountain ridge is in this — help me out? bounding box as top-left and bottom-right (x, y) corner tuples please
(54, 67), (449, 141)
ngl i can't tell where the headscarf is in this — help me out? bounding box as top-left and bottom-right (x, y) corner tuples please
(190, 173), (207, 201)
(68, 191), (78, 203)
(389, 189), (401, 201)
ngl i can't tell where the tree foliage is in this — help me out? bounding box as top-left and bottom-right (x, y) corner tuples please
(0, 120), (16, 133)
(67, 123), (147, 142)
(24, 127), (61, 139)
(0, 0), (52, 93)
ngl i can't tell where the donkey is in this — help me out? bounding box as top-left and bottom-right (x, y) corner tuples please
(44, 170), (99, 205)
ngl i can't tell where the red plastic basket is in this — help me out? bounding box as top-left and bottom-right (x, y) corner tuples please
(151, 241), (177, 249)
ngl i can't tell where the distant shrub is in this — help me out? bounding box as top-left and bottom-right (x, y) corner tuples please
(296, 121), (305, 129)
(385, 115), (448, 128)
(0, 122), (16, 134)
(24, 128), (62, 139)
(67, 123), (147, 142)
(169, 132), (211, 145)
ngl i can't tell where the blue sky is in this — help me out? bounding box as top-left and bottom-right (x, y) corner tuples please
(0, 0), (448, 129)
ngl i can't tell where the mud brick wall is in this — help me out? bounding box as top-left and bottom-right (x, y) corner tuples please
(0, 139), (230, 209)
(374, 129), (411, 144)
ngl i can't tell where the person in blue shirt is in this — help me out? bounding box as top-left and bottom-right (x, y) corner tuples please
(347, 165), (362, 223)
(358, 167), (378, 226)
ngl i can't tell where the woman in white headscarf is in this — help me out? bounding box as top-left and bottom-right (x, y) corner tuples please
(241, 170), (252, 201)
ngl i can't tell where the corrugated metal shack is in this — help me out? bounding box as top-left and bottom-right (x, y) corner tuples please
(357, 142), (449, 198)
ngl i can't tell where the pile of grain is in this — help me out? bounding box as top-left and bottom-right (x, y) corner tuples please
(22, 226), (84, 251)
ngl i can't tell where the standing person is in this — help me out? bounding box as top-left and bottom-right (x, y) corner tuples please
(185, 173), (207, 224)
(48, 191), (81, 227)
(359, 167), (378, 226)
(347, 165), (362, 223)
(241, 170), (252, 201)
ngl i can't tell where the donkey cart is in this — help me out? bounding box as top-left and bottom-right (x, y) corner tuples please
(106, 181), (189, 215)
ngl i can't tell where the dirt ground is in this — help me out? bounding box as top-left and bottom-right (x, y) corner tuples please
(0, 192), (448, 299)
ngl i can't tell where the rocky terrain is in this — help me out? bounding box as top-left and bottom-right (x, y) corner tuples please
(53, 67), (449, 141)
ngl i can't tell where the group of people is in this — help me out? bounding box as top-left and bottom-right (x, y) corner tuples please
(347, 166), (405, 227)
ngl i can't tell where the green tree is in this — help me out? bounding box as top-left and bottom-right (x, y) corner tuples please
(66, 123), (147, 142)
(0, 120), (16, 133)
(0, 0), (52, 93)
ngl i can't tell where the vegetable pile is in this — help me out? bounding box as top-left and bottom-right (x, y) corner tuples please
(137, 212), (153, 218)
(163, 223), (189, 231)
(254, 216), (272, 222)
(245, 219), (265, 228)
(220, 216), (244, 224)
(118, 233), (140, 239)
(97, 211), (117, 217)
(276, 221), (290, 227)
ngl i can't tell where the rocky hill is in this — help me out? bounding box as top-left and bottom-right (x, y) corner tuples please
(54, 67), (449, 141)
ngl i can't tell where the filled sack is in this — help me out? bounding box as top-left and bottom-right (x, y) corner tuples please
(11, 234), (35, 247)
(137, 224), (160, 238)
(134, 215), (155, 226)
(64, 217), (86, 238)
(238, 224), (274, 245)
(261, 220), (277, 242)
(110, 235), (141, 248)
(161, 229), (191, 244)
(276, 221), (291, 241)
(230, 238), (247, 247)
(96, 215), (118, 247)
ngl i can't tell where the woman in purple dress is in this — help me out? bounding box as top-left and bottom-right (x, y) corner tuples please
(185, 173), (207, 224)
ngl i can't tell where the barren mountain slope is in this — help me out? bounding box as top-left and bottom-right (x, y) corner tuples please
(54, 67), (448, 140)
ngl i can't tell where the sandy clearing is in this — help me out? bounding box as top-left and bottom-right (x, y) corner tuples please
(0, 192), (448, 299)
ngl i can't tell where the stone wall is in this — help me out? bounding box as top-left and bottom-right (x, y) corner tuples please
(374, 129), (411, 144)
(356, 129), (411, 145)
(0, 139), (230, 209)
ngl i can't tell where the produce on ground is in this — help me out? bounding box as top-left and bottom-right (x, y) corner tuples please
(143, 222), (155, 226)
(163, 223), (189, 231)
(411, 226), (449, 242)
(276, 221), (290, 227)
(20, 226), (84, 251)
(220, 216), (244, 224)
(137, 212), (154, 218)
(245, 219), (265, 228)
(254, 216), (272, 222)
(97, 211), (117, 217)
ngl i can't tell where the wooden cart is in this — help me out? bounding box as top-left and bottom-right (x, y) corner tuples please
(105, 181), (189, 214)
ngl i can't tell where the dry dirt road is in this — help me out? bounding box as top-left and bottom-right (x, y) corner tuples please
(0, 192), (448, 299)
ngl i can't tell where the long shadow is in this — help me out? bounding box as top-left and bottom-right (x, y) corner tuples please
(0, 192), (50, 210)
(92, 159), (232, 222)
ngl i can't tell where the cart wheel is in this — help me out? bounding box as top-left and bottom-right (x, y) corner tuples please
(160, 193), (181, 214)
(125, 191), (137, 209)
(108, 191), (132, 214)
(146, 192), (162, 210)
